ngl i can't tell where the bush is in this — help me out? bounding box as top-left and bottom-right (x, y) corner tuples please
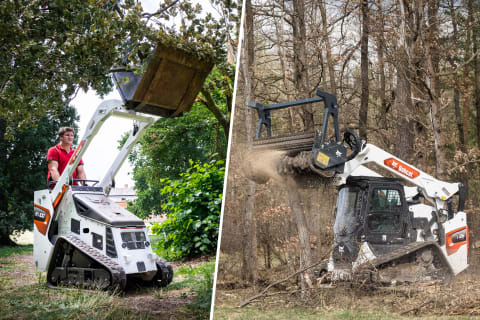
(151, 156), (224, 259)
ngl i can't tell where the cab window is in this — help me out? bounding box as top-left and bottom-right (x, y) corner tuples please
(368, 188), (403, 233)
(369, 188), (402, 211)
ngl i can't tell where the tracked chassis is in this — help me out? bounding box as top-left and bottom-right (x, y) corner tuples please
(47, 235), (173, 290)
(48, 235), (127, 290)
(354, 242), (453, 284)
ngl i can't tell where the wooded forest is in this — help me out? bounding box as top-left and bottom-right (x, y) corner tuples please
(216, 0), (480, 311)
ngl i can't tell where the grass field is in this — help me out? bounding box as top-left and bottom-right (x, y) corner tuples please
(213, 305), (478, 320)
(0, 244), (33, 258)
(0, 244), (214, 320)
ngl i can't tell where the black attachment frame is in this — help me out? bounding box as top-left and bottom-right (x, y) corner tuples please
(248, 89), (340, 141)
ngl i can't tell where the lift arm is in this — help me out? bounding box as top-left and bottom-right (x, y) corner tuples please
(337, 144), (466, 211)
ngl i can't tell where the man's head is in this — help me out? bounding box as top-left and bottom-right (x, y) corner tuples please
(58, 127), (75, 146)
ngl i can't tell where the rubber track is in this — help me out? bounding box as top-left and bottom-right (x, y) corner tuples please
(51, 234), (127, 290)
(253, 132), (315, 152)
(356, 241), (454, 275)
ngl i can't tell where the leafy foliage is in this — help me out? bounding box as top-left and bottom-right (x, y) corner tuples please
(0, 0), (151, 135)
(151, 157), (224, 259)
(154, 0), (240, 63)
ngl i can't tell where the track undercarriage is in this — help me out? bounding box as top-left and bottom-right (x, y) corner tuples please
(47, 235), (172, 291)
(343, 243), (454, 285)
(366, 248), (453, 285)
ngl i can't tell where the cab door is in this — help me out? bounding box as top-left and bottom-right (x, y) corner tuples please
(364, 183), (411, 250)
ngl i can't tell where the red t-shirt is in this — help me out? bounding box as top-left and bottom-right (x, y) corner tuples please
(46, 144), (84, 185)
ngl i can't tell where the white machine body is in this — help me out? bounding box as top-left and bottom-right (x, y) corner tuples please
(33, 99), (172, 289)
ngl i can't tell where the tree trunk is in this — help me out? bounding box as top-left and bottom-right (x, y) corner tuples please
(376, 0), (387, 129)
(359, 0), (369, 140)
(292, 0), (314, 131)
(463, 0), (473, 146)
(448, 0), (465, 147)
(241, 0), (258, 285)
(285, 177), (313, 292)
(394, 0), (415, 160)
(424, 0), (447, 179)
(318, 0), (337, 96)
(473, 3), (480, 148)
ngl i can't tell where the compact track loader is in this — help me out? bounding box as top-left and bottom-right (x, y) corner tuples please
(248, 89), (469, 284)
(33, 44), (213, 290)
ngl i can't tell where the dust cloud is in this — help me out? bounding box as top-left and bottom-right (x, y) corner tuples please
(242, 149), (286, 184)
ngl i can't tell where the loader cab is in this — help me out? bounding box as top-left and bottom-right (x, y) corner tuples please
(332, 176), (413, 263)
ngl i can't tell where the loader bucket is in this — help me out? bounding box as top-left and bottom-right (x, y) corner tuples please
(113, 43), (214, 118)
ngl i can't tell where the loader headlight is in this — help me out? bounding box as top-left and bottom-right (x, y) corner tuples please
(145, 241), (150, 247)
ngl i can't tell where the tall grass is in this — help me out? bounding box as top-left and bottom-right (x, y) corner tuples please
(0, 244), (33, 258)
(158, 260), (215, 319)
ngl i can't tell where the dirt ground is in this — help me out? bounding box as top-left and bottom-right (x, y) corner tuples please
(214, 263), (480, 319)
(0, 252), (205, 320)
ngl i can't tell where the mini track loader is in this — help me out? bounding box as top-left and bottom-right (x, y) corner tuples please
(248, 89), (469, 284)
(33, 44), (213, 290)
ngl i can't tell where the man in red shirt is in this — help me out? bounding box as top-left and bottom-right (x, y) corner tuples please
(47, 127), (86, 186)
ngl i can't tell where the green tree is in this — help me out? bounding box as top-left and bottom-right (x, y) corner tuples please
(0, 0), (150, 135)
(0, 107), (77, 245)
(151, 157), (225, 259)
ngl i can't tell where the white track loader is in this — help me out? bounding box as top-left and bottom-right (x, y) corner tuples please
(33, 44), (213, 290)
(249, 89), (468, 283)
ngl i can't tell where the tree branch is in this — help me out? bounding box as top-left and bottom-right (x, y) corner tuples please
(142, 0), (181, 19)
(199, 87), (229, 140)
(238, 252), (330, 308)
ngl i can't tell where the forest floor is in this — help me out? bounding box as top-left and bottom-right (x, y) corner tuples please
(0, 244), (212, 320)
(213, 257), (480, 319)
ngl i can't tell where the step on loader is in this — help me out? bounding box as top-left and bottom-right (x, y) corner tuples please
(33, 44), (213, 290)
(248, 89), (469, 284)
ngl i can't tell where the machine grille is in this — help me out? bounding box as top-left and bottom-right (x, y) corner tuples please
(137, 261), (146, 272)
(105, 227), (117, 258)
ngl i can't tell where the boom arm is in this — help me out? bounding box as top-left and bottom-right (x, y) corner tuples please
(338, 144), (463, 210)
(50, 99), (154, 204)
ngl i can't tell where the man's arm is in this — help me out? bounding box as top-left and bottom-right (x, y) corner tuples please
(77, 165), (86, 180)
(48, 160), (60, 181)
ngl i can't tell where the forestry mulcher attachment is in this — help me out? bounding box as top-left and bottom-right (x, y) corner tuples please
(248, 89), (469, 284)
(33, 44), (213, 290)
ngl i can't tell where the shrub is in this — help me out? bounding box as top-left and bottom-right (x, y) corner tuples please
(151, 156), (224, 259)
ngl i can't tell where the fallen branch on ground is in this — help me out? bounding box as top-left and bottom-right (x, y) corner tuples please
(400, 298), (434, 315)
(238, 253), (330, 308)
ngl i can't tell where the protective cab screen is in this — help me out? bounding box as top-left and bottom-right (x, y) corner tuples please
(367, 188), (402, 233)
